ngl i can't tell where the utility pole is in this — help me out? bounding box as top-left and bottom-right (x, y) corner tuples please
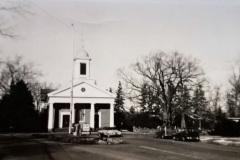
(69, 23), (74, 134)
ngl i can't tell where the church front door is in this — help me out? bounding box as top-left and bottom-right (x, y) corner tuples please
(94, 114), (99, 129)
(62, 115), (70, 128)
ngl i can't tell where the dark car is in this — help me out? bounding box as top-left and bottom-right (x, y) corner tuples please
(154, 126), (175, 139)
(172, 129), (200, 142)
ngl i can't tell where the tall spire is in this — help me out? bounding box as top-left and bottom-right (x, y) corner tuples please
(74, 29), (90, 60)
(81, 30), (84, 50)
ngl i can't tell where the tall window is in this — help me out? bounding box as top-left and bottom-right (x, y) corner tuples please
(80, 63), (86, 75)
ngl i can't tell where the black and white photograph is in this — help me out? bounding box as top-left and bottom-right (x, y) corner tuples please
(0, 0), (240, 160)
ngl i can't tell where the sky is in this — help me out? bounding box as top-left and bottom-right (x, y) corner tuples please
(0, 0), (240, 104)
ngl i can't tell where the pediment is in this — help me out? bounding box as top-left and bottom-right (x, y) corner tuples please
(48, 82), (115, 98)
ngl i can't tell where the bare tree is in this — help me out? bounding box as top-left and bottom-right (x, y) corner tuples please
(0, 56), (43, 107)
(208, 86), (222, 116)
(0, 55), (59, 110)
(0, 55), (41, 95)
(118, 51), (205, 125)
(32, 81), (59, 111)
(0, 0), (29, 38)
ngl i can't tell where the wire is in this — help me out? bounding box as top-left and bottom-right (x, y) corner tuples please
(34, 5), (72, 29)
(34, 4), (122, 56)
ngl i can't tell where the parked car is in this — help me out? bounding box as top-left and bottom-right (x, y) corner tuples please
(172, 129), (200, 142)
(154, 126), (175, 139)
(98, 127), (122, 137)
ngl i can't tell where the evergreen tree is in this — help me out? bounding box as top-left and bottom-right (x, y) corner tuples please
(0, 80), (39, 132)
(174, 85), (192, 128)
(215, 106), (226, 121)
(138, 83), (148, 112)
(226, 65), (240, 117)
(192, 85), (208, 116)
(138, 83), (157, 113)
(178, 85), (192, 113)
(114, 81), (125, 112)
(226, 82), (240, 117)
(226, 92), (236, 117)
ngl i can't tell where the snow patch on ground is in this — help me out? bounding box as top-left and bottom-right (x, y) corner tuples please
(213, 139), (240, 146)
(200, 136), (240, 146)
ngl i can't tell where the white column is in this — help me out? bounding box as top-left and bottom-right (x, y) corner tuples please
(72, 103), (75, 123)
(48, 103), (54, 131)
(90, 103), (95, 128)
(110, 103), (114, 127)
(99, 112), (102, 128)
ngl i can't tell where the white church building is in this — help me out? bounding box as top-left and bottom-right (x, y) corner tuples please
(47, 48), (115, 131)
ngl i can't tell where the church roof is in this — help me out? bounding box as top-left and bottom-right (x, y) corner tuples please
(47, 81), (115, 99)
(74, 48), (91, 60)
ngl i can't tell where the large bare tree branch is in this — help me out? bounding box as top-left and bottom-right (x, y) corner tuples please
(118, 51), (205, 124)
(0, 0), (29, 38)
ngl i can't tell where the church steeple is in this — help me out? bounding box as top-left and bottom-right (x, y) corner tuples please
(73, 47), (91, 80)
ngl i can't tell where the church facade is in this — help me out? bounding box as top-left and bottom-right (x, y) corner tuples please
(47, 48), (115, 131)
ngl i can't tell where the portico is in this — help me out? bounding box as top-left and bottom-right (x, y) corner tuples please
(48, 96), (114, 131)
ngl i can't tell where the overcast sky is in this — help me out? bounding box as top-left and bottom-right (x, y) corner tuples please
(1, 0), (240, 95)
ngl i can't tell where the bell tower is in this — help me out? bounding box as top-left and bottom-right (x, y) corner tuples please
(73, 48), (91, 80)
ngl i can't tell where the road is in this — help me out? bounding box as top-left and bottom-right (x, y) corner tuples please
(0, 134), (239, 160)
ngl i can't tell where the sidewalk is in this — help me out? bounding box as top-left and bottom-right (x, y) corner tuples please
(200, 135), (240, 146)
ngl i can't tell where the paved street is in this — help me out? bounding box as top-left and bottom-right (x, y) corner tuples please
(0, 134), (240, 160)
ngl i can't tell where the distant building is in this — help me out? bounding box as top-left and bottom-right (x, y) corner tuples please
(227, 101), (240, 122)
(38, 89), (55, 112)
(227, 117), (240, 122)
(47, 47), (115, 131)
(41, 89), (55, 102)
